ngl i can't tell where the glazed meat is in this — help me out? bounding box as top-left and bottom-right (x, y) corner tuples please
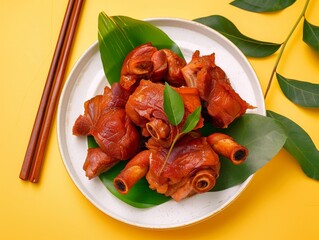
(73, 43), (251, 202)
(120, 43), (157, 91)
(114, 150), (151, 194)
(90, 107), (141, 160)
(120, 43), (186, 92)
(72, 87), (112, 136)
(73, 82), (130, 136)
(207, 133), (248, 165)
(114, 134), (220, 201)
(146, 134), (220, 201)
(160, 49), (187, 87)
(83, 148), (118, 179)
(181, 50), (253, 128)
(125, 80), (204, 148)
(72, 82), (141, 178)
(113, 132), (248, 201)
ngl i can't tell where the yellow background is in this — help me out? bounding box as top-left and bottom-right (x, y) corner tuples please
(1, 0), (319, 239)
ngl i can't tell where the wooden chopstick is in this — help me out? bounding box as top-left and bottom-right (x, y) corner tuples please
(19, 0), (84, 182)
(19, 0), (76, 181)
(28, 0), (84, 183)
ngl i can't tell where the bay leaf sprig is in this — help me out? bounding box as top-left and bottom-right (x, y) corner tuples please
(160, 83), (201, 173)
(262, 0), (312, 99)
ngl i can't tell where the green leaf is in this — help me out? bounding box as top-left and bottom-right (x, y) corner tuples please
(303, 18), (319, 51)
(182, 106), (202, 133)
(87, 135), (99, 148)
(277, 73), (319, 107)
(208, 114), (287, 191)
(98, 13), (134, 85)
(163, 82), (185, 126)
(99, 161), (170, 208)
(98, 12), (184, 85)
(193, 15), (281, 58)
(267, 110), (319, 180)
(230, 0), (296, 13)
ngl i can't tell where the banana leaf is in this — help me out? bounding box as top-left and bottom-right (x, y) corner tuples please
(98, 12), (183, 85)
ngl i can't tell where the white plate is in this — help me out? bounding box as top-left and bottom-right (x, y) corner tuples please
(57, 18), (265, 229)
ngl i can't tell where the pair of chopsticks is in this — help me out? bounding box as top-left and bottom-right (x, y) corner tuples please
(19, 0), (84, 183)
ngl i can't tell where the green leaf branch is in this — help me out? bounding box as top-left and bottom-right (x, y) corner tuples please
(263, 0), (311, 98)
(195, 0), (319, 180)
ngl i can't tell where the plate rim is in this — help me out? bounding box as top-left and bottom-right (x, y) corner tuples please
(57, 17), (265, 229)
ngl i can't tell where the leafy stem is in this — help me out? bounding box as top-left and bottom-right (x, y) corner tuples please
(159, 131), (184, 174)
(161, 83), (202, 173)
(264, 0), (310, 98)
(159, 104), (202, 174)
